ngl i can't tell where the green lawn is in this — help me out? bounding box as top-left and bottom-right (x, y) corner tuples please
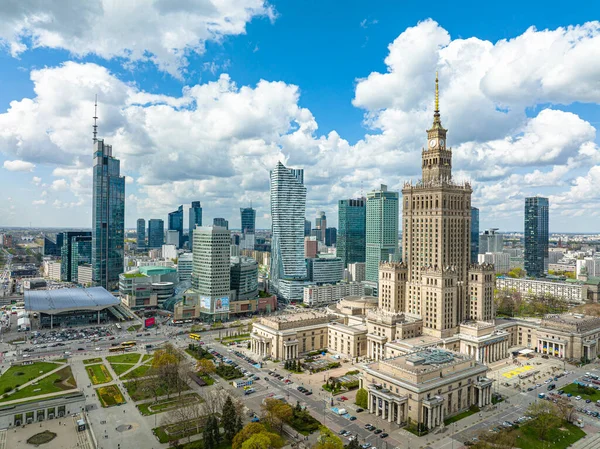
(561, 383), (600, 401)
(0, 362), (60, 394)
(137, 393), (203, 416)
(142, 354), (153, 362)
(513, 421), (585, 449)
(122, 364), (152, 380)
(83, 358), (103, 365)
(86, 364), (113, 385)
(106, 353), (142, 364)
(96, 385), (126, 408)
(0, 366), (76, 403)
(124, 378), (190, 401)
(444, 406), (480, 425)
(127, 324), (142, 332)
(153, 417), (209, 443)
(110, 364), (135, 377)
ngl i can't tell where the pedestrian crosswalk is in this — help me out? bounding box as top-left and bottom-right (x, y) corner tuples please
(0, 429), (6, 449)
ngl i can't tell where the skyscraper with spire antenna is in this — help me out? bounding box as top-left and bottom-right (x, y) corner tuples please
(91, 100), (125, 291)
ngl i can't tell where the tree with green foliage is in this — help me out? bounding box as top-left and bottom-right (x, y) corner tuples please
(526, 400), (561, 442)
(345, 438), (360, 449)
(203, 420), (215, 449)
(242, 433), (272, 449)
(313, 426), (344, 449)
(222, 396), (238, 441)
(232, 423), (283, 449)
(235, 414), (243, 434)
(355, 388), (368, 408)
(210, 415), (221, 446)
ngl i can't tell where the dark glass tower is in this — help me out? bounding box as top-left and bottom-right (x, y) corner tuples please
(524, 197), (549, 278)
(189, 201), (202, 246)
(60, 231), (91, 282)
(470, 207), (479, 264)
(168, 205), (184, 248)
(325, 227), (337, 246)
(92, 138), (125, 291)
(137, 218), (146, 249)
(240, 207), (256, 234)
(337, 198), (366, 267)
(147, 219), (164, 248)
(213, 217), (229, 229)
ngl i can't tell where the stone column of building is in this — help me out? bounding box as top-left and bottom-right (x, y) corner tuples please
(427, 407), (432, 429)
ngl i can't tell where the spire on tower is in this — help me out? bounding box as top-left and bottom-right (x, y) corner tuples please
(92, 95), (98, 143)
(435, 71), (439, 113)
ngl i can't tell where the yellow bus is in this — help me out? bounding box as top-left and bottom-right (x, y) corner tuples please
(121, 341), (136, 347)
(109, 346), (124, 353)
(189, 333), (202, 341)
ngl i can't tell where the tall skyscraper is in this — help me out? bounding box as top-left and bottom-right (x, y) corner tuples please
(270, 162), (307, 301)
(470, 207), (479, 264)
(60, 231), (91, 282)
(524, 196), (549, 278)
(365, 185), (399, 288)
(137, 218), (146, 249)
(92, 132), (125, 291)
(400, 74), (493, 336)
(147, 219), (164, 248)
(189, 201), (202, 246)
(325, 227), (337, 247)
(240, 207), (256, 234)
(304, 219), (311, 237)
(337, 198), (366, 267)
(191, 226), (231, 321)
(213, 217), (229, 230)
(168, 205), (183, 248)
(315, 211), (327, 242)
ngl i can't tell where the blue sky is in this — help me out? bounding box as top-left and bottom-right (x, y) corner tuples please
(0, 0), (599, 232)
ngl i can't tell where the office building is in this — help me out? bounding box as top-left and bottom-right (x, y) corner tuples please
(325, 227), (337, 247)
(43, 233), (64, 257)
(524, 197), (549, 278)
(162, 244), (177, 260)
(307, 257), (344, 285)
(60, 231), (91, 282)
(213, 217), (229, 230)
(365, 185), (399, 289)
(479, 228), (503, 253)
(230, 256), (259, 301)
(190, 226), (232, 321)
(147, 219), (164, 248)
(496, 277), (586, 303)
(189, 201), (203, 247)
(337, 198), (366, 267)
(92, 136), (125, 291)
(241, 207), (256, 235)
(470, 207), (479, 263)
(315, 211), (327, 242)
(304, 237), (318, 258)
(77, 264), (93, 287)
(269, 162), (308, 301)
(168, 205), (184, 248)
(304, 219), (312, 237)
(478, 252), (510, 274)
(137, 218), (146, 248)
(303, 282), (366, 307)
(177, 252), (193, 282)
(165, 230), (179, 247)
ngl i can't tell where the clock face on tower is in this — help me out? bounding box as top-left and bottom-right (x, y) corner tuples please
(429, 139), (436, 148)
(439, 139), (445, 147)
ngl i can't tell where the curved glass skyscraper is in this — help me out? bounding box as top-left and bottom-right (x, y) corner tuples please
(270, 162), (307, 301)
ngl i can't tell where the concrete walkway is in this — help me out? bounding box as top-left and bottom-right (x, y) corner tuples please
(0, 388), (79, 407)
(572, 432), (600, 449)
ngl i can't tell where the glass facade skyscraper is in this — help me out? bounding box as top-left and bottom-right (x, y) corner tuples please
(60, 231), (91, 282)
(524, 197), (549, 278)
(337, 198), (366, 267)
(470, 207), (479, 264)
(189, 201), (202, 246)
(365, 185), (399, 288)
(92, 138), (125, 291)
(168, 205), (183, 248)
(240, 207), (256, 234)
(147, 219), (164, 248)
(315, 211), (327, 242)
(137, 218), (146, 249)
(270, 162), (307, 301)
(213, 218), (229, 229)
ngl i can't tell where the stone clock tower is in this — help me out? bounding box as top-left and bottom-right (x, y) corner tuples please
(422, 73), (452, 184)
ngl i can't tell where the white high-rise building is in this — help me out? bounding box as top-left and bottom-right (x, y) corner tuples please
(166, 230), (179, 247)
(162, 244), (177, 260)
(177, 252), (193, 281)
(479, 229), (503, 253)
(269, 162), (308, 301)
(191, 226), (232, 320)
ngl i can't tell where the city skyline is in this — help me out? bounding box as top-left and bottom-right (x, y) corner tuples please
(0, 3), (599, 232)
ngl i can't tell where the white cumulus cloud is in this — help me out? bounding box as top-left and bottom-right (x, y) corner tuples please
(3, 160), (35, 172)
